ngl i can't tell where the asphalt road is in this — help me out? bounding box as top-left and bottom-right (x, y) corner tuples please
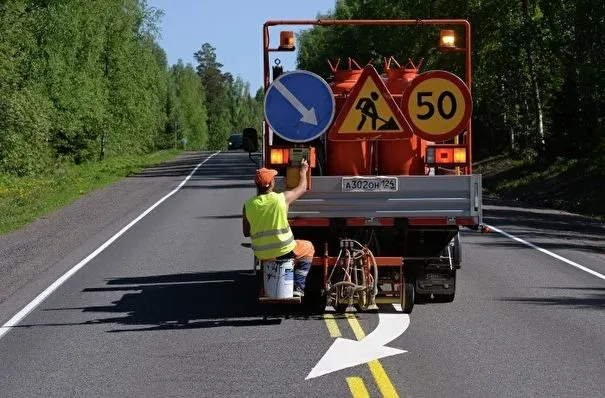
(0, 151), (603, 397)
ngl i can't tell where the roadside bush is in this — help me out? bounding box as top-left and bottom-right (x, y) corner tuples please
(0, 88), (53, 176)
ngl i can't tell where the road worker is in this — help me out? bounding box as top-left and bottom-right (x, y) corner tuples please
(242, 159), (314, 297)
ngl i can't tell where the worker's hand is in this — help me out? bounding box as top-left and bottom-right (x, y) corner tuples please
(299, 158), (309, 176)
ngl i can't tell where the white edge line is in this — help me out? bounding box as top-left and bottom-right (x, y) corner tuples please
(486, 224), (605, 281)
(0, 151), (220, 340)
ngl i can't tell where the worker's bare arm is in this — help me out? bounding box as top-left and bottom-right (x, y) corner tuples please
(284, 158), (309, 205)
(242, 206), (251, 237)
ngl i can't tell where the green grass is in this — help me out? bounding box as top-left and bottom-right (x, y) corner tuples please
(0, 149), (183, 235)
(476, 155), (605, 220)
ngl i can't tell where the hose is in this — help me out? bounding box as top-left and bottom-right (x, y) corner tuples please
(367, 248), (379, 297)
(326, 240), (380, 308)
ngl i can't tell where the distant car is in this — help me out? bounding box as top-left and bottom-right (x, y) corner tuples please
(227, 134), (243, 150)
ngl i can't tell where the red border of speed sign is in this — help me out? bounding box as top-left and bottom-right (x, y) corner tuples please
(401, 70), (472, 142)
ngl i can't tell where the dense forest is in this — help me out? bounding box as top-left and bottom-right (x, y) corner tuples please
(0, 0), (264, 177)
(297, 0), (605, 163)
(2, 0), (603, 178)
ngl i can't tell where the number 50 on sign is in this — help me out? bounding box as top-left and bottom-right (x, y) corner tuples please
(401, 70), (472, 142)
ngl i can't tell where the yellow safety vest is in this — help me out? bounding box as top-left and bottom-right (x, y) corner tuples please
(244, 192), (296, 260)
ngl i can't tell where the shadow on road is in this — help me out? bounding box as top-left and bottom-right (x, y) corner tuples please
(129, 153), (212, 178)
(127, 151), (261, 180)
(483, 199), (605, 254)
(484, 236), (605, 255)
(196, 214), (242, 219)
(32, 268), (330, 333)
(498, 287), (605, 310)
(78, 270), (284, 332)
(182, 183), (256, 190)
(188, 153), (259, 182)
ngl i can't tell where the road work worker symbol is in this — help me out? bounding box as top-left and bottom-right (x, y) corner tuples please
(329, 65), (412, 140)
(355, 92), (399, 131)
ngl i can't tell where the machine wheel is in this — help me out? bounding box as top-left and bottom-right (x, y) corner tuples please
(401, 276), (415, 314)
(331, 280), (355, 313)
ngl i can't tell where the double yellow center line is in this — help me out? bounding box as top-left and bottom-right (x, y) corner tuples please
(323, 313), (400, 398)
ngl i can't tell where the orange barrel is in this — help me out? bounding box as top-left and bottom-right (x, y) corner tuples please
(385, 67), (406, 94)
(378, 68), (425, 175)
(327, 70), (370, 176)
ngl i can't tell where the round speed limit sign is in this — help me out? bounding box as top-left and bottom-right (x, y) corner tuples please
(402, 70), (472, 142)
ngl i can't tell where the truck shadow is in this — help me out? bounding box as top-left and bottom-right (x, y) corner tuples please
(79, 270), (279, 332)
(36, 269), (330, 333)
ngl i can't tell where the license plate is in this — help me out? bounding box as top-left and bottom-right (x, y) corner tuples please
(341, 177), (398, 192)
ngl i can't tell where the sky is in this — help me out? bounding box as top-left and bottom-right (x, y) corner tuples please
(147, 0), (337, 94)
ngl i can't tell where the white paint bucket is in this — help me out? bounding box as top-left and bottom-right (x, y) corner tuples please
(263, 259), (294, 298)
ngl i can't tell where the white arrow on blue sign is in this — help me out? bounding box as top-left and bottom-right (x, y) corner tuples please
(264, 70), (335, 143)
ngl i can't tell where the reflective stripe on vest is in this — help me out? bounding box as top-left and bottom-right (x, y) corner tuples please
(244, 192), (297, 260)
(250, 227), (291, 240)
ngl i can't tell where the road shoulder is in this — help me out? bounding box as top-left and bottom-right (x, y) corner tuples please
(0, 152), (211, 324)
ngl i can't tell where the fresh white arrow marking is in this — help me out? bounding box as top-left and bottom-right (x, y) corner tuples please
(306, 313), (410, 379)
(273, 79), (318, 126)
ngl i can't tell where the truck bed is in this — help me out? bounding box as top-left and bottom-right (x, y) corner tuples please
(275, 174), (482, 224)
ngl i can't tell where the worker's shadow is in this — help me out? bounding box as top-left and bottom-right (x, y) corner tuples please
(69, 270), (289, 332)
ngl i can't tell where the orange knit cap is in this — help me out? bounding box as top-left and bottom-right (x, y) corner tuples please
(255, 168), (278, 187)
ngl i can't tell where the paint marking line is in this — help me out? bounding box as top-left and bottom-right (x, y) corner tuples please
(346, 377), (370, 398)
(323, 313), (342, 337)
(346, 314), (400, 398)
(486, 224), (605, 281)
(0, 151), (221, 340)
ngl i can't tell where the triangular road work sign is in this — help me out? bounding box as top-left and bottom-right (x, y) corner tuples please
(329, 65), (412, 140)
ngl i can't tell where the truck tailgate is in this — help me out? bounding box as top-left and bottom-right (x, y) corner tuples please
(275, 175), (482, 223)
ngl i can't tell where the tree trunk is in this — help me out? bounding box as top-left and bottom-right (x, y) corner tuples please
(503, 83), (515, 151)
(99, 133), (106, 161)
(522, 0), (546, 154)
(100, 47), (110, 162)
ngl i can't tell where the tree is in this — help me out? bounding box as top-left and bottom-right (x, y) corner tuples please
(0, 0), (53, 175)
(170, 60), (208, 149)
(194, 43), (232, 149)
(296, 0), (602, 162)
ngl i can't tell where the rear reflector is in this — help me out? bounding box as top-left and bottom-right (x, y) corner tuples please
(288, 218), (329, 227)
(455, 217), (478, 225)
(409, 218), (448, 226)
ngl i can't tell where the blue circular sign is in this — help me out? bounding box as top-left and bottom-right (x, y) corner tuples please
(264, 70), (335, 143)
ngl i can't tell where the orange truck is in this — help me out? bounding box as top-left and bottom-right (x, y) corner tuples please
(244, 19), (483, 314)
